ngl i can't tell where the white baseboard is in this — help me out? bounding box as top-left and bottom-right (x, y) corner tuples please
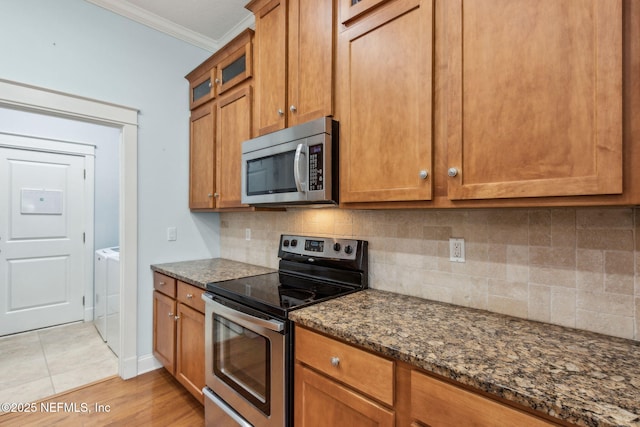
(137, 353), (163, 375)
(84, 307), (94, 322)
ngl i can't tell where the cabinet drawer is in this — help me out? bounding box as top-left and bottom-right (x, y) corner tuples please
(153, 272), (176, 298)
(411, 370), (558, 427)
(295, 326), (394, 406)
(177, 281), (206, 313)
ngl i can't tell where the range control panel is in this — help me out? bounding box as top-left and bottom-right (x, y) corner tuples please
(279, 234), (359, 260)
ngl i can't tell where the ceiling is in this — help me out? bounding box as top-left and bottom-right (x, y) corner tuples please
(86, 0), (255, 52)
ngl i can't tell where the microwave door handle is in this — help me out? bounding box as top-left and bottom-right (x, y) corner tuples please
(293, 143), (306, 193)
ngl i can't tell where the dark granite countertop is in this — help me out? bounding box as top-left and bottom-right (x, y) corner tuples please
(289, 289), (640, 427)
(150, 258), (275, 288)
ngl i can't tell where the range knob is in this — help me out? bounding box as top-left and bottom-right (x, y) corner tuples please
(291, 239), (298, 247)
(283, 239), (290, 247)
(333, 243), (341, 252)
(344, 245), (353, 255)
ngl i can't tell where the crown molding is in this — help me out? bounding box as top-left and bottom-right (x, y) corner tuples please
(85, 0), (253, 52)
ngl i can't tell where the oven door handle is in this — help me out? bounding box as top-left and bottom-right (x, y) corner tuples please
(202, 294), (285, 333)
(203, 387), (252, 427)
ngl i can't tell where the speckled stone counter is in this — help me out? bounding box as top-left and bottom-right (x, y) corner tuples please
(150, 258), (275, 288)
(289, 289), (640, 427)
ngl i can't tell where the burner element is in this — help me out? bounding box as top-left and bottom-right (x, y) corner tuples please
(279, 288), (316, 308)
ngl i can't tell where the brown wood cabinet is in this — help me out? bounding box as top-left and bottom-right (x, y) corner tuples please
(152, 272), (205, 404)
(185, 29), (254, 211)
(247, 0), (335, 136)
(337, 0), (640, 209)
(444, 0), (622, 201)
(295, 326), (395, 426)
(295, 325), (569, 427)
(337, 0), (434, 204)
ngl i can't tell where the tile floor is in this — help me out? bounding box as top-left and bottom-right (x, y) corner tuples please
(0, 321), (118, 405)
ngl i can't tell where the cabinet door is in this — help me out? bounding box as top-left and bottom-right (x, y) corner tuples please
(287, 0), (334, 127)
(216, 87), (252, 209)
(252, 0), (287, 136)
(189, 69), (216, 110)
(445, 0), (622, 200)
(295, 363), (395, 427)
(176, 303), (205, 404)
(189, 102), (216, 209)
(153, 290), (176, 374)
(411, 370), (558, 427)
(339, 0), (433, 203)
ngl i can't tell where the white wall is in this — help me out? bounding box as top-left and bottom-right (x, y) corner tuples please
(0, 0), (221, 363)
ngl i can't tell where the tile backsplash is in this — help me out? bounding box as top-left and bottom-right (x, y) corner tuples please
(220, 207), (640, 341)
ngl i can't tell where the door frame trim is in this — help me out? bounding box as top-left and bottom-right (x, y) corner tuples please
(0, 78), (139, 379)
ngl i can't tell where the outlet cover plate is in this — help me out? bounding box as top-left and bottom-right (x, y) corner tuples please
(449, 238), (465, 262)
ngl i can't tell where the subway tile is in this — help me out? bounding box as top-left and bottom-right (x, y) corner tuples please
(576, 249), (603, 273)
(604, 274), (634, 295)
(576, 208), (633, 229)
(529, 247), (576, 268)
(577, 291), (634, 317)
(604, 251), (634, 275)
(576, 309), (634, 340)
(528, 284), (551, 323)
(488, 295), (528, 318)
(577, 229), (634, 251)
(550, 288), (576, 328)
(530, 266), (576, 288)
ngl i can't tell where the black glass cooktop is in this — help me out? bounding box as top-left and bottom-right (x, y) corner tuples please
(206, 272), (357, 319)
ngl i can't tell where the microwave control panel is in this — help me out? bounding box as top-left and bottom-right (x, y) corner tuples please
(308, 144), (323, 191)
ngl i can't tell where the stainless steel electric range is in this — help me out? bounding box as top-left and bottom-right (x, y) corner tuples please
(202, 234), (368, 427)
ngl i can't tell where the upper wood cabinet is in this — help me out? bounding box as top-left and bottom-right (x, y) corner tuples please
(338, 0), (434, 204)
(247, 0), (335, 136)
(337, 0), (637, 208)
(185, 29), (254, 211)
(444, 0), (623, 201)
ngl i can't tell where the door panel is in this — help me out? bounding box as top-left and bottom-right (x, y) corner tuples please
(0, 147), (85, 336)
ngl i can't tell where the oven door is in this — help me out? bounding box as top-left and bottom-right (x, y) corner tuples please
(203, 293), (287, 427)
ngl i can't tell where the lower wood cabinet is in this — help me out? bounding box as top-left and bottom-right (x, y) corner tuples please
(294, 325), (568, 427)
(152, 272), (206, 404)
(295, 326), (395, 426)
(295, 363), (395, 427)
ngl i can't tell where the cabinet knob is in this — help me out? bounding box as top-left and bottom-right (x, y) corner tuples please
(214, 78), (221, 85)
(186, 293), (193, 299)
(419, 170), (428, 180)
(174, 315), (180, 321)
(289, 105), (297, 113)
(208, 193), (213, 198)
(168, 312), (174, 317)
(277, 109), (284, 116)
(158, 281), (165, 286)
(447, 167), (459, 177)
(214, 193), (220, 198)
(330, 357), (340, 367)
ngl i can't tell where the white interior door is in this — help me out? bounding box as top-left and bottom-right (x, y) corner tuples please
(0, 146), (86, 336)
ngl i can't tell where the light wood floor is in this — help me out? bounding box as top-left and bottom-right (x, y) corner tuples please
(0, 368), (204, 426)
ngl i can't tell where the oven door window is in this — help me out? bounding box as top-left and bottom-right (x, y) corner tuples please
(213, 314), (270, 415)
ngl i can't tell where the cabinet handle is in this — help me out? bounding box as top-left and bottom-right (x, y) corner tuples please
(447, 167), (459, 177)
(168, 312), (174, 317)
(277, 109), (284, 117)
(289, 105), (297, 113)
(214, 193), (220, 198)
(158, 281), (165, 286)
(186, 293), (193, 299)
(330, 357), (340, 367)
(419, 170), (428, 180)
(208, 193), (213, 198)
(214, 78), (221, 85)
(174, 315), (180, 321)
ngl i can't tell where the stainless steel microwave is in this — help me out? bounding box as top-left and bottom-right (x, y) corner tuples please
(241, 117), (338, 206)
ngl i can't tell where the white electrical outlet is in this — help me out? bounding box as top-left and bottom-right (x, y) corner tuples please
(167, 227), (177, 241)
(449, 238), (465, 262)
(245, 228), (251, 241)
